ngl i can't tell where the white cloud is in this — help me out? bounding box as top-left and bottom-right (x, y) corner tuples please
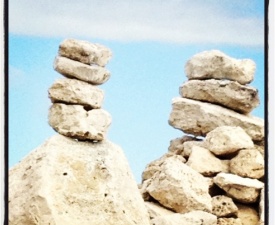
(9, 0), (264, 46)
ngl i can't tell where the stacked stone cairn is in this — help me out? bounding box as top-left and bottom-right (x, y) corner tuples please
(140, 50), (265, 225)
(48, 38), (112, 141)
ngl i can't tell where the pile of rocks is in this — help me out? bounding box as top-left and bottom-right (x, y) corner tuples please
(9, 39), (152, 225)
(48, 38), (113, 141)
(140, 50), (265, 225)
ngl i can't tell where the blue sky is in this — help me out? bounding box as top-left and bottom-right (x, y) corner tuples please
(9, 0), (265, 182)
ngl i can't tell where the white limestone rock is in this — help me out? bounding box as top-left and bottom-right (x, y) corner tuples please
(186, 146), (223, 176)
(48, 78), (104, 109)
(217, 218), (242, 225)
(180, 79), (259, 114)
(236, 203), (260, 225)
(58, 38), (112, 66)
(213, 173), (264, 203)
(185, 50), (255, 84)
(9, 134), (151, 225)
(54, 56), (111, 85)
(211, 195), (238, 217)
(146, 157), (212, 213)
(48, 103), (111, 141)
(169, 97), (264, 141)
(151, 211), (217, 225)
(142, 154), (186, 182)
(230, 149), (264, 179)
(220, 160), (230, 173)
(144, 202), (174, 220)
(258, 188), (265, 225)
(182, 140), (205, 158)
(204, 126), (254, 156)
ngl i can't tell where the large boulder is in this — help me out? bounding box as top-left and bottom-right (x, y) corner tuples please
(9, 134), (151, 225)
(213, 173), (264, 203)
(230, 149), (265, 179)
(48, 103), (111, 141)
(169, 97), (264, 141)
(145, 157), (212, 213)
(58, 38), (112, 66)
(54, 56), (111, 85)
(204, 126), (254, 156)
(185, 50), (255, 84)
(48, 78), (104, 109)
(179, 79), (259, 114)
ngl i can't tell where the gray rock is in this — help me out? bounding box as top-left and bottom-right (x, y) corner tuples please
(58, 38), (112, 66)
(9, 134), (151, 225)
(185, 50), (255, 84)
(48, 103), (111, 141)
(168, 135), (200, 155)
(180, 79), (259, 114)
(230, 149), (264, 179)
(213, 173), (264, 203)
(54, 56), (111, 85)
(48, 78), (104, 109)
(169, 97), (264, 141)
(182, 140), (205, 158)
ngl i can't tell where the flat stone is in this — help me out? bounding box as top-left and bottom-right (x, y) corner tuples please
(48, 78), (104, 109)
(236, 203), (260, 225)
(204, 126), (254, 156)
(213, 173), (264, 203)
(185, 50), (255, 84)
(54, 56), (111, 85)
(146, 157), (212, 214)
(48, 103), (111, 141)
(186, 146), (223, 176)
(230, 149), (264, 179)
(217, 218), (242, 225)
(9, 134), (151, 225)
(58, 38), (112, 66)
(180, 79), (259, 114)
(211, 195), (238, 217)
(151, 211), (217, 225)
(169, 97), (264, 141)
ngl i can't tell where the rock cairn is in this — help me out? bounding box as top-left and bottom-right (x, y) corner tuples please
(140, 50), (265, 225)
(48, 38), (113, 141)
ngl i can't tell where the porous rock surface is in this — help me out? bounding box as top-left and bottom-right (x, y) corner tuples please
(204, 126), (254, 156)
(54, 56), (111, 85)
(213, 173), (264, 203)
(58, 38), (112, 66)
(9, 134), (151, 225)
(169, 97), (264, 141)
(48, 103), (111, 141)
(185, 50), (256, 84)
(48, 78), (104, 109)
(211, 195), (238, 217)
(180, 79), (259, 114)
(230, 149), (264, 179)
(145, 157), (212, 214)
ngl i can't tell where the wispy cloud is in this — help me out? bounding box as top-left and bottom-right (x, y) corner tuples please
(9, 0), (264, 46)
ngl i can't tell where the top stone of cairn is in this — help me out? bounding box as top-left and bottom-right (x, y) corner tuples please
(58, 38), (112, 67)
(185, 50), (256, 85)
